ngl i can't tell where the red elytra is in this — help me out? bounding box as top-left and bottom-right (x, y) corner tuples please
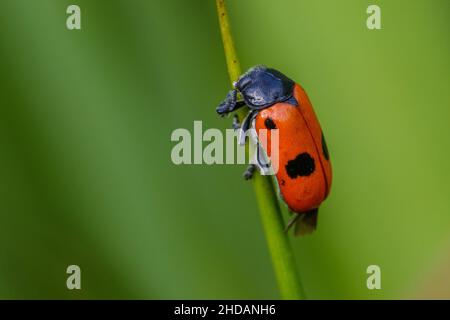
(255, 84), (332, 235)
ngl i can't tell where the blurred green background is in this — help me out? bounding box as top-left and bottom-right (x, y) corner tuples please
(0, 0), (449, 299)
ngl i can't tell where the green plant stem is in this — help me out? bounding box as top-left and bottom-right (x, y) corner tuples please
(215, 0), (305, 300)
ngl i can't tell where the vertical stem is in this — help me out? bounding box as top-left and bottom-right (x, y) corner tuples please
(215, 0), (305, 300)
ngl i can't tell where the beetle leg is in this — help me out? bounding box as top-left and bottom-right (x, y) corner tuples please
(238, 110), (258, 145)
(255, 141), (272, 175)
(246, 140), (272, 179)
(216, 89), (246, 116)
(243, 164), (257, 180)
(284, 214), (303, 233)
(232, 114), (241, 130)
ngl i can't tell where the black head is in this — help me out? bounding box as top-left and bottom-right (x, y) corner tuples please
(234, 65), (296, 110)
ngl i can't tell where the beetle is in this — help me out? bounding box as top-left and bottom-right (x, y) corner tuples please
(216, 65), (332, 236)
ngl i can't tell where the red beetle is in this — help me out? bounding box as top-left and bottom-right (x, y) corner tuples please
(217, 66), (332, 235)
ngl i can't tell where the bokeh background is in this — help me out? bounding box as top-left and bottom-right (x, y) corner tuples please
(0, 0), (449, 299)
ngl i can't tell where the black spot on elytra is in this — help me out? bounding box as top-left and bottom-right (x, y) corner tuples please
(321, 132), (329, 160)
(280, 179), (286, 186)
(285, 153), (315, 179)
(264, 117), (277, 130)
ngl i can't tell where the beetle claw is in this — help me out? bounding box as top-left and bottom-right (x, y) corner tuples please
(232, 114), (241, 130)
(243, 164), (257, 180)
